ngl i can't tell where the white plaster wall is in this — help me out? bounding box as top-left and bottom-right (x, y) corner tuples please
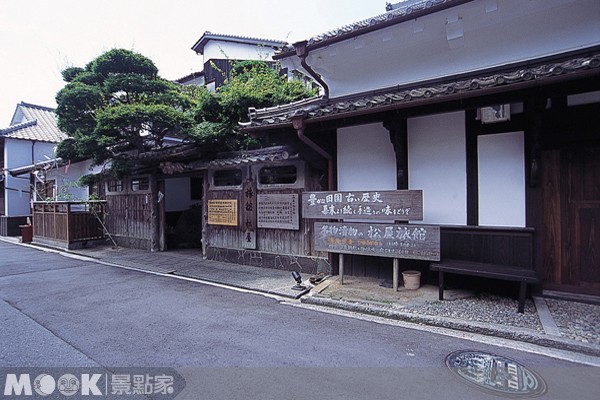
(292, 0), (600, 98)
(4, 139), (36, 215)
(478, 131), (526, 227)
(165, 177), (195, 212)
(33, 142), (56, 164)
(45, 159), (101, 201)
(337, 123), (397, 191)
(408, 111), (467, 225)
(203, 41), (276, 64)
(4, 173), (30, 216)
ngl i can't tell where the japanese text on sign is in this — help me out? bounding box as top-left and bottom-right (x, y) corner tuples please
(314, 222), (440, 261)
(242, 182), (257, 249)
(257, 193), (299, 230)
(302, 190), (423, 221)
(208, 199), (238, 226)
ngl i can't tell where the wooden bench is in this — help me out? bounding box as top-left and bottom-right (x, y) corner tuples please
(430, 259), (540, 313)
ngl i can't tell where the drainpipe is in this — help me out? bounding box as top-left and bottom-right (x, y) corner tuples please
(293, 41), (329, 101)
(30, 141), (36, 207)
(291, 115), (333, 192)
(290, 41), (332, 190)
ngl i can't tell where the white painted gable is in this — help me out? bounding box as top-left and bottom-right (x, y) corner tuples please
(280, 0), (600, 98)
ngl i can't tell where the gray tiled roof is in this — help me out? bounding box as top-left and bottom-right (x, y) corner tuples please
(192, 32), (286, 55)
(159, 146), (297, 175)
(243, 52), (600, 130)
(174, 71), (204, 84)
(276, 0), (456, 57)
(1, 102), (68, 143)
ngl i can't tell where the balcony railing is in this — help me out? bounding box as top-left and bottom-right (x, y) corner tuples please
(32, 201), (107, 248)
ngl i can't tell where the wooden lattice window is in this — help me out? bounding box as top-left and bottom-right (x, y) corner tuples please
(213, 169), (242, 187)
(131, 177), (150, 192)
(106, 179), (124, 193)
(259, 165), (297, 185)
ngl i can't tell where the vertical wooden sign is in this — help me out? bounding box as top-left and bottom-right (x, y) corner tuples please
(242, 181), (257, 249)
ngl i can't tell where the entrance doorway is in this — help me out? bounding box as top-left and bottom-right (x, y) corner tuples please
(162, 176), (203, 250)
(542, 146), (600, 295)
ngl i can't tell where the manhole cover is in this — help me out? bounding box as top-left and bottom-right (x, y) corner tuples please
(446, 350), (547, 398)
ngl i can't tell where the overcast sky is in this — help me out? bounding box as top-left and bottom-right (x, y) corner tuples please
(0, 0), (385, 125)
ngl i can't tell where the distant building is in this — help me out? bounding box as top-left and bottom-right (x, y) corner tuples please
(174, 71), (205, 87)
(188, 32), (286, 91)
(0, 102), (67, 235)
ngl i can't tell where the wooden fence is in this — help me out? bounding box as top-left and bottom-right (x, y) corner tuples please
(32, 201), (106, 247)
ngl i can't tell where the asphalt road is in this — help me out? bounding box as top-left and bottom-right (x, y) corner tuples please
(0, 240), (598, 400)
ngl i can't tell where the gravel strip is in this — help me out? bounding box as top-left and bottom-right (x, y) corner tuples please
(390, 294), (544, 333)
(545, 299), (600, 346)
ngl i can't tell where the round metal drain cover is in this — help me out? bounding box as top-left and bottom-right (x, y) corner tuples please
(446, 350), (547, 398)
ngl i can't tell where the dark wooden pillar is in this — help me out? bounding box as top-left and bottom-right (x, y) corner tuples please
(525, 94), (548, 288)
(383, 116), (408, 190)
(465, 109), (479, 226)
(158, 179), (166, 251)
(150, 172), (160, 252)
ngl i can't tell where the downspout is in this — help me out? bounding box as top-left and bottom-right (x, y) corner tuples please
(293, 41), (329, 101)
(30, 141), (36, 206)
(291, 41), (334, 273)
(291, 115), (333, 192)
(291, 41), (332, 191)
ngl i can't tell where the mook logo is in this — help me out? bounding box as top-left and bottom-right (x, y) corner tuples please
(2, 368), (185, 398)
(4, 373), (103, 396)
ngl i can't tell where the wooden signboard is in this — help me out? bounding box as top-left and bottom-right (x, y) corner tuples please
(314, 222), (440, 261)
(242, 182), (257, 249)
(257, 193), (299, 230)
(302, 190), (423, 221)
(207, 199), (238, 226)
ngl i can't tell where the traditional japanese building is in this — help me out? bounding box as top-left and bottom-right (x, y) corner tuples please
(1, 102), (68, 236)
(241, 0), (600, 295)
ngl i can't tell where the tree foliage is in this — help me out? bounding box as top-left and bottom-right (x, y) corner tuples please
(56, 51), (317, 174)
(188, 60), (317, 151)
(55, 49), (195, 171)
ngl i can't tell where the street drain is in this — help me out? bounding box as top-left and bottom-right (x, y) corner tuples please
(445, 350), (547, 398)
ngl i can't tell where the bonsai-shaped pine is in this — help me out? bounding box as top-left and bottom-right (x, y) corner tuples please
(55, 49), (195, 175)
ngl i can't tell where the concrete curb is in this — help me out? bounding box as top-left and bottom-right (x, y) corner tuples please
(301, 294), (600, 358)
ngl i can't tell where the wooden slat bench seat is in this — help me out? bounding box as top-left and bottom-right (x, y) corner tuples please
(430, 259), (540, 313)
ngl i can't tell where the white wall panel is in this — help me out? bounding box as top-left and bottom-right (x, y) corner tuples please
(203, 41), (276, 63)
(337, 123), (396, 191)
(478, 131), (526, 227)
(304, 0), (600, 98)
(4, 139), (34, 216)
(408, 111), (466, 225)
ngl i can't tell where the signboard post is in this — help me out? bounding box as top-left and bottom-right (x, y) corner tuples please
(303, 190), (439, 290)
(242, 182), (257, 249)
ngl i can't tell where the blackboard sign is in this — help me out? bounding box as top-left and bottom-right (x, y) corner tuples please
(314, 222), (440, 261)
(303, 190), (423, 221)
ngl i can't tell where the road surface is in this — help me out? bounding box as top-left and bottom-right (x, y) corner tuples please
(0, 240), (598, 399)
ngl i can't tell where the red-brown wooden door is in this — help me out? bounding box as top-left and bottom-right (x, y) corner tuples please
(543, 147), (600, 295)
